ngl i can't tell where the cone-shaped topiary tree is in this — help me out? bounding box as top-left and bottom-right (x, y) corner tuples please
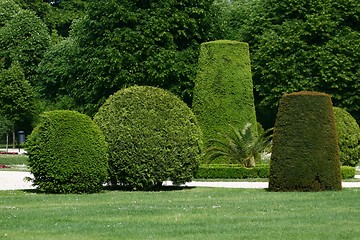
(25, 110), (108, 194)
(94, 86), (203, 190)
(192, 40), (257, 163)
(269, 91), (342, 191)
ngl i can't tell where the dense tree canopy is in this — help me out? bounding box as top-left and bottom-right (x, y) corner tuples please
(0, 62), (36, 132)
(14, 0), (87, 37)
(0, 9), (51, 83)
(0, 0), (21, 27)
(220, 0), (360, 125)
(37, 0), (217, 115)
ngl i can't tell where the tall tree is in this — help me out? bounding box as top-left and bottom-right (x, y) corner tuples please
(37, 0), (218, 116)
(0, 9), (51, 84)
(0, 0), (21, 27)
(14, 0), (87, 37)
(221, 0), (360, 125)
(0, 62), (37, 143)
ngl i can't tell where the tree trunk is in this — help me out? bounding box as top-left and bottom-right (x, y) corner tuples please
(247, 156), (256, 168)
(6, 132), (9, 153)
(12, 127), (15, 149)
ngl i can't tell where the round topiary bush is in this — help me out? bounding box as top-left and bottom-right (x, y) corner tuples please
(333, 107), (360, 167)
(269, 91), (342, 192)
(93, 86), (203, 190)
(25, 110), (108, 193)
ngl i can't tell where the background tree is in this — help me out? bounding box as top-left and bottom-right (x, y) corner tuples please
(0, 0), (21, 27)
(14, 0), (87, 37)
(36, 0), (218, 116)
(0, 116), (12, 150)
(219, 0), (360, 126)
(0, 62), (37, 145)
(0, 9), (51, 84)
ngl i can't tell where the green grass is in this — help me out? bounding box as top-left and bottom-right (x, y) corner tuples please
(0, 154), (29, 171)
(1, 188), (360, 239)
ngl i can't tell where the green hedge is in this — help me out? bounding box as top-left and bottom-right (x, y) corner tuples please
(197, 164), (354, 179)
(269, 91), (342, 191)
(192, 40), (257, 159)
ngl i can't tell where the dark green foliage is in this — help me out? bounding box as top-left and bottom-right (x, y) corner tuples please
(196, 164), (269, 179)
(37, 0), (217, 116)
(205, 123), (272, 167)
(0, 62), (36, 132)
(94, 86), (203, 190)
(269, 91), (342, 191)
(197, 164), (354, 179)
(333, 107), (360, 167)
(193, 40), (257, 152)
(25, 110), (108, 193)
(0, 0), (21, 26)
(0, 9), (50, 83)
(221, 0), (360, 124)
(13, 0), (87, 37)
(36, 38), (79, 101)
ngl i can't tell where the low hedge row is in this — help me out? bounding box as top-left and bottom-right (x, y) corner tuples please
(196, 164), (355, 179)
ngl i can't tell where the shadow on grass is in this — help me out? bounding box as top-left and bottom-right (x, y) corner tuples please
(103, 184), (195, 192)
(19, 185), (194, 194)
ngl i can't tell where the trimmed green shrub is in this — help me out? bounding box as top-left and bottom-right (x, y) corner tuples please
(196, 164), (269, 179)
(269, 91), (342, 191)
(333, 107), (360, 167)
(25, 110), (108, 194)
(196, 164), (353, 179)
(93, 86), (203, 190)
(192, 40), (257, 159)
(341, 166), (355, 179)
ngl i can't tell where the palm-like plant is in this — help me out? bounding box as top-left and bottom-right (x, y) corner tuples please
(205, 123), (273, 167)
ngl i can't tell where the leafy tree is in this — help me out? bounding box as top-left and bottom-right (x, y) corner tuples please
(0, 62), (37, 136)
(14, 0), (87, 37)
(37, 0), (217, 116)
(221, 0), (360, 125)
(0, 116), (12, 149)
(0, 9), (51, 83)
(205, 123), (272, 167)
(0, 0), (21, 27)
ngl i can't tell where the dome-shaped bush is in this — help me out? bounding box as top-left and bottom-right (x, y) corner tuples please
(333, 107), (360, 167)
(94, 86), (203, 190)
(269, 91), (342, 191)
(26, 110), (108, 193)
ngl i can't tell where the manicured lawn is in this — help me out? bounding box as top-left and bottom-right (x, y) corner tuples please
(1, 188), (360, 239)
(0, 154), (28, 165)
(0, 154), (29, 171)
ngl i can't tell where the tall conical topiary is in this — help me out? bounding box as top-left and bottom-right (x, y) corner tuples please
(192, 40), (257, 163)
(269, 91), (342, 191)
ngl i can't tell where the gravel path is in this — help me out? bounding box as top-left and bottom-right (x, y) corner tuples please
(1, 171), (360, 190)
